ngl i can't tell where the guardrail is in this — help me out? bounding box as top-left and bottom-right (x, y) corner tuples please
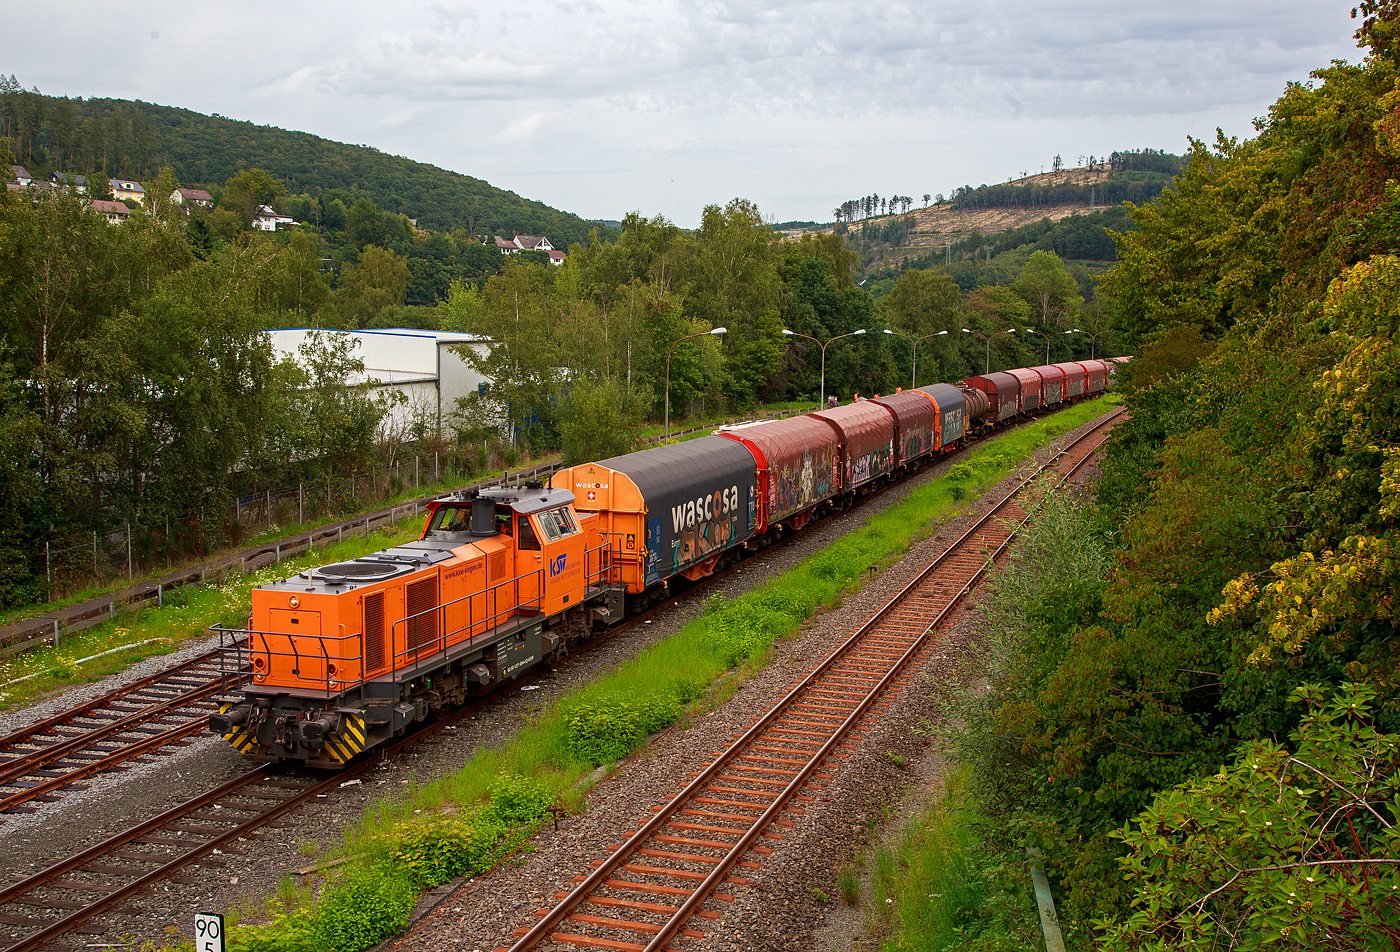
(0, 406), (818, 661)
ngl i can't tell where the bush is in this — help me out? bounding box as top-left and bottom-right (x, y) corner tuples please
(488, 775), (556, 826)
(388, 814), (491, 889)
(561, 692), (680, 766)
(310, 865), (417, 950)
(701, 601), (789, 666)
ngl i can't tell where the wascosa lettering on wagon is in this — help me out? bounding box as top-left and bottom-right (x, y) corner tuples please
(671, 486), (740, 533)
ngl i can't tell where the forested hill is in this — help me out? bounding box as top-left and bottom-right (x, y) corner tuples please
(0, 86), (600, 245)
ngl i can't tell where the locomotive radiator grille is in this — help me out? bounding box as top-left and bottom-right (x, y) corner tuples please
(405, 577), (439, 651)
(364, 591), (385, 671)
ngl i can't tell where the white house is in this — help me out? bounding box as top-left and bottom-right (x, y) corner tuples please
(264, 328), (494, 437)
(253, 204), (296, 231)
(51, 172), (88, 194)
(171, 187), (214, 207)
(492, 235), (557, 253)
(7, 165), (32, 187)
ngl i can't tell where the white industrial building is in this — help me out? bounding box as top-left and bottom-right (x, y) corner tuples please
(265, 328), (493, 438)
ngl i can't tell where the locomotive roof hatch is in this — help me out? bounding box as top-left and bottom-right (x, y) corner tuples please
(430, 484), (576, 516)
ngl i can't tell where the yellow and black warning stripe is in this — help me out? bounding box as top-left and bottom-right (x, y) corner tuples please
(322, 715), (367, 764)
(219, 701), (262, 755)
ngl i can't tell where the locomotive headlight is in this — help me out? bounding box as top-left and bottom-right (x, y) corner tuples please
(289, 595), (300, 608)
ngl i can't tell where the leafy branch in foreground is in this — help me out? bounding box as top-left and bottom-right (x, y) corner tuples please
(1099, 682), (1400, 951)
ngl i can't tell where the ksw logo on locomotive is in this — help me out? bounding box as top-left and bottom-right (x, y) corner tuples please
(549, 554), (568, 577)
(671, 486), (741, 532)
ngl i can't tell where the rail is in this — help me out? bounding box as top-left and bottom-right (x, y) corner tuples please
(505, 409), (1123, 951)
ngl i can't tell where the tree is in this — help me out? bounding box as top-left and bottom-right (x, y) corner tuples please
(92, 240), (279, 519)
(558, 377), (647, 465)
(1014, 249), (1081, 328)
(337, 245), (410, 327)
(218, 168), (286, 230)
(687, 198), (784, 406)
(1101, 683), (1400, 952)
(449, 259), (561, 446)
(884, 270), (962, 385)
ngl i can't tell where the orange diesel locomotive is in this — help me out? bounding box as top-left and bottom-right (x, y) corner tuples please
(210, 484), (615, 768)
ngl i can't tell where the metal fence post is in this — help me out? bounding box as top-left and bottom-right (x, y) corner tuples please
(93, 531), (98, 574)
(299, 482), (303, 525)
(127, 521), (133, 578)
(45, 540), (51, 599)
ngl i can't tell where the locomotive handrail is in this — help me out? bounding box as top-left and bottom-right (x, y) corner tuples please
(388, 567), (546, 679)
(208, 623), (365, 697)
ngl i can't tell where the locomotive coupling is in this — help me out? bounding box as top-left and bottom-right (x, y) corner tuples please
(299, 715), (339, 745)
(209, 705), (249, 734)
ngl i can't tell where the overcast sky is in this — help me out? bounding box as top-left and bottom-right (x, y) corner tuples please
(5, 2), (1364, 228)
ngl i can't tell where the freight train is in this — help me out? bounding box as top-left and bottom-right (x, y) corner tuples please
(210, 357), (1122, 767)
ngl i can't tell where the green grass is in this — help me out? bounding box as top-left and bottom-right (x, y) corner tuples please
(0, 516), (426, 709)
(222, 396), (1115, 951)
(870, 766), (1041, 952)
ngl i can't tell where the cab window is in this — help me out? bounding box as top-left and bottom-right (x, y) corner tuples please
(517, 514), (541, 550)
(537, 506), (579, 542)
(431, 506), (475, 535)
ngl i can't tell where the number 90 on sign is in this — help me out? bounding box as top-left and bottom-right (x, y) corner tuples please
(195, 912), (225, 952)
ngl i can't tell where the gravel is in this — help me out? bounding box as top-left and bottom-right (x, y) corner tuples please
(0, 409), (1113, 950)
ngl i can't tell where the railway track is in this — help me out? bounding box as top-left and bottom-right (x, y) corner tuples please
(0, 705), (452, 952)
(0, 403), (1117, 949)
(0, 647), (243, 817)
(502, 410), (1121, 952)
(0, 402), (1081, 817)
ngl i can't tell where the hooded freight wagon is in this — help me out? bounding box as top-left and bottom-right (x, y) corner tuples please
(915, 383), (969, 449)
(871, 391), (938, 467)
(718, 416), (840, 533)
(552, 436), (757, 592)
(812, 401), (896, 490)
(962, 372), (1020, 424)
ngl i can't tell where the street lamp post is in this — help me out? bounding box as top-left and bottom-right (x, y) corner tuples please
(883, 329), (948, 389)
(782, 328), (867, 406)
(1065, 328), (1104, 359)
(961, 328), (990, 375)
(1024, 328), (1051, 364)
(665, 327), (726, 442)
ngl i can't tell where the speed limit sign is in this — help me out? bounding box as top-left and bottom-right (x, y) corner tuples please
(194, 912), (225, 952)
